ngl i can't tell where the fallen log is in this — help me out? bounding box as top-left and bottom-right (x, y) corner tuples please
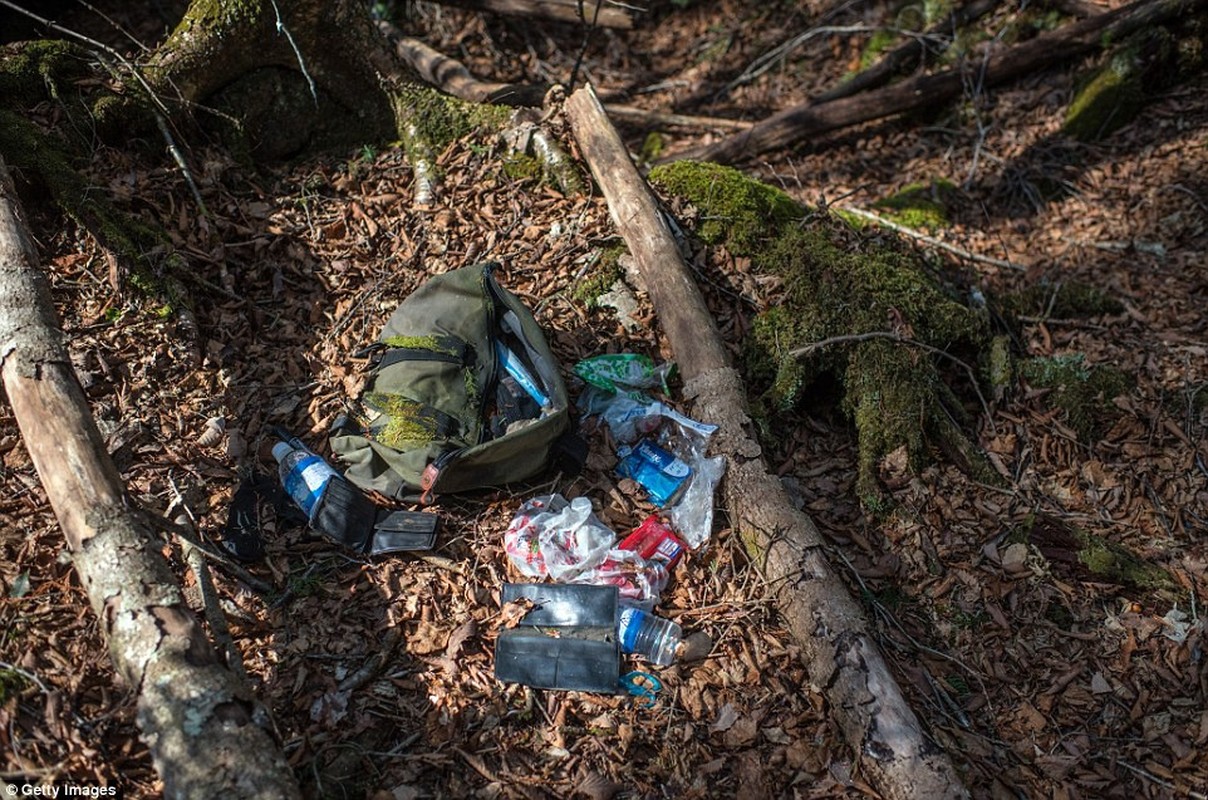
(565, 83), (970, 800)
(387, 29), (549, 106)
(0, 155), (301, 799)
(390, 29), (751, 132)
(811, 0), (1002, 105)
(685, 0), (1201, 163)
(433, 0), (637, 29)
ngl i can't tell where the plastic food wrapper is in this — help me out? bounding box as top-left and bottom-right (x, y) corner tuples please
(504, 494), (617, 580)
(617, 438), (695, 507)
(571, 516), (686, 605)
(571, 548), (669, 607)
(620, 515), (686, 568)
(574, 354), (675, 395)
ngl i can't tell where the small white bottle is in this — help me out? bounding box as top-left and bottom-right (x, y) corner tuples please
(272, 441), (339, 522)
(617, 604), (682, 666)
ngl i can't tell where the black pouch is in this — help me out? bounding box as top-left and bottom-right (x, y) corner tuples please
(312, 475), (378, 552)
(311, 474), (440, 554)
(494, 583), (620, 693)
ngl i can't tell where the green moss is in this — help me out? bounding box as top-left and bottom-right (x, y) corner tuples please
(382, 335), (460, 356)
(873, 180), (955, 231)
(1065, 29), (1179, 141)
(986, 334), (1013, 402)
(1005, 280), (1123, 319)
(572, 245), (627, 308)
(171, 0), (265, 36)
(395, 86), (510, 153)
(365, 392), (443, 448)
(639, 131), (666, 165)
(657, 164), (995, 508)
(860, 29), (898, 70)
(1018, 354), (1133, 440)
(648, 161), (805, 253)
(0, 110), (168, 288)
(0, 40), (92, 105)
(1064, 53), (1145, 141)
(501, 153), (544, 182)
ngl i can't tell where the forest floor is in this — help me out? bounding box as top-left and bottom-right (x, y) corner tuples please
(1, 0), (1206, 798)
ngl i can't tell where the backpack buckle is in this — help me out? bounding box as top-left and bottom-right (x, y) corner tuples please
(419, 462), (441, 505)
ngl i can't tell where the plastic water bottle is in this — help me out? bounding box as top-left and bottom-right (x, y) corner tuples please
(272, 441), (339, 522)
(617, 604), (681, 666)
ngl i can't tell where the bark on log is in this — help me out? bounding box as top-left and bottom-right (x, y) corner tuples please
(433, 0), (637, 29)
(686, 0), (1201, 163)
(0, 155), (301, 800)
(565, 83), (970, 800)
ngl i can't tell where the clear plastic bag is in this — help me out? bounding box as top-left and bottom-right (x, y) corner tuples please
(503, 494), (616, 580)
(663, 429), (726, 550)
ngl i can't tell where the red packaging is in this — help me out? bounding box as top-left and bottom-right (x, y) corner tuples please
(619, 515), (686, 569)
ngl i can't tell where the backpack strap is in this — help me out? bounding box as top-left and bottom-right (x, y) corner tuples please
(372, 335), (474, 372)
(361, 392), (462, 442)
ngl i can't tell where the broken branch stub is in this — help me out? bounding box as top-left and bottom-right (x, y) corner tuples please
(564, 84), (970, 800)
(0, 155), (301, 800)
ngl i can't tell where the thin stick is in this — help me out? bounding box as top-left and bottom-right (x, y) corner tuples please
(337, 626), (403, 692)
(1116, 760), (1208, 800)
(269, 0), (318, 106)
(143, 511), (274, 594)
(183, 537), (250, 682)
(836, 205), (1024, 270)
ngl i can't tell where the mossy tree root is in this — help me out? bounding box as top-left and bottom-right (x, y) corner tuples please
(0, 108), (170, 298)
(649, 161), (994, 508)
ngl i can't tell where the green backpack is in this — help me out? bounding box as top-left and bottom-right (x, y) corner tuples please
(330, 263), (578, 502)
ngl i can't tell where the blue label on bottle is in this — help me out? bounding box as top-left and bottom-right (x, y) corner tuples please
(283, 455), (335, 518)
(618, 606), (645, 653)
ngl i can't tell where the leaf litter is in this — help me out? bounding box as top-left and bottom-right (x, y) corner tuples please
(1, 1), (1207, 798)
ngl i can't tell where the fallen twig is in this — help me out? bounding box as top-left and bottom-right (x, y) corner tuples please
(836, 205), (1024, 271)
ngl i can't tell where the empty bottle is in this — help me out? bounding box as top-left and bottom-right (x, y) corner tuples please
(617, 604), (682, 666)
(272, 440), (339, 522)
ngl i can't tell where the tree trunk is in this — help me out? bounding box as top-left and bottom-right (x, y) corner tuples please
(565, 84), (970, 800)
(147, 0), (418, 148)
(685, 0), (1202, 163)
(0, 155), (301, 800)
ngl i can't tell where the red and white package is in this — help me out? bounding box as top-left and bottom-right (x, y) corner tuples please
(619, 515), (686, 569)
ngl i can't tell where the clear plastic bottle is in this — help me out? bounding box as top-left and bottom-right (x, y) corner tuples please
(617, 604), (682, 666)
(272, 441), (339, 522)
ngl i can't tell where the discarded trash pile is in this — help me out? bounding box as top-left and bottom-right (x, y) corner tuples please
(226, 263), (725, 706)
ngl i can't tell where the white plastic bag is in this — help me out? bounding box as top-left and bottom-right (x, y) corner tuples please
(503, 494), (616, 580)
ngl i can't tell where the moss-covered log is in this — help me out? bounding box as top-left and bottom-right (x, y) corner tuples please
(1018, 514), (1180, 600)
(649, 161), (993, 507)
(684, 0), (1208, 164)
(1063, 15), (1207, 141)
